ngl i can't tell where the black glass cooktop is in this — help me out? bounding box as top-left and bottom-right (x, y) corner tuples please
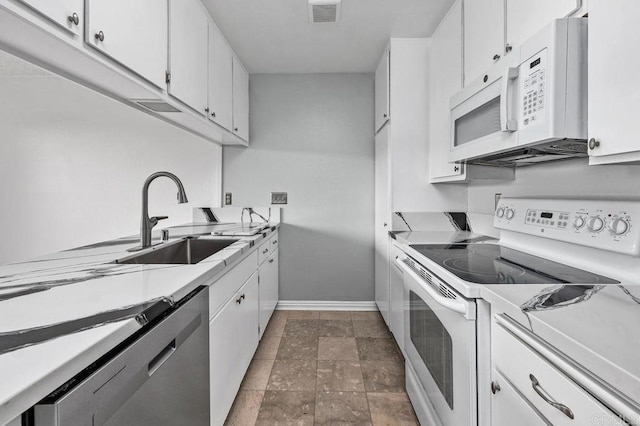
(409, 243), (619, 285)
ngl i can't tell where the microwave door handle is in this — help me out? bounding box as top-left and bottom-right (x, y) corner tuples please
(395, 257), (472, 319)
(500, 67), (519, 132)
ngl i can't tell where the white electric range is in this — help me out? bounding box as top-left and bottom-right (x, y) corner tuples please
(394, 198), (640, 426)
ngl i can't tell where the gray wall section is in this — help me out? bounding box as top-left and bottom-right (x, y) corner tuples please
(223, 73), (375, 301)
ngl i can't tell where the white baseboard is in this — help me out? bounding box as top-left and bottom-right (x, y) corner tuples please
(276, 300), (378, 311)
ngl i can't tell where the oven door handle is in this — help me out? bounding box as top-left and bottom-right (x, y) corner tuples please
(396, 257), (472, 319)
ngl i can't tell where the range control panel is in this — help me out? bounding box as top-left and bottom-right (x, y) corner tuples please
(494, 198), (640, 256)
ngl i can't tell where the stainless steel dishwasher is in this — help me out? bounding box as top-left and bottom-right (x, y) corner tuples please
(33, 286), (209, 426)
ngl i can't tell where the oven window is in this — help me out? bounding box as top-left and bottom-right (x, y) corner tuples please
(454, 96), (501, 146)
(410, 290), (454, 409)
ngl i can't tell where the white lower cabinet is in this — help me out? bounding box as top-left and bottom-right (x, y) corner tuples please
(259, 248), (279, 339)
(388, 241), (404, 353)
(209, 272), (259, 426)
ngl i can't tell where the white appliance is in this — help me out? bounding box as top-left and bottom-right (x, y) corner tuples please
(397, 198), (640, 426)
(449, 18), (587, 167)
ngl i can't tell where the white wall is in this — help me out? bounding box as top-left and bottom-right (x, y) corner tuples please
(223, 74), (375, 302)
(0, 75), (221, 264)
(468, 158), (640, 217)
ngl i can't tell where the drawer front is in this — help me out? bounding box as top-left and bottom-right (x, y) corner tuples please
(493, 321), (616, 425)
(209, 250), (258, 319)
(269, 231), (279, 252)
(257, 237), (272, 265)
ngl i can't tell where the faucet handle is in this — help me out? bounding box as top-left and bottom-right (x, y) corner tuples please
(150, 216), (169, 226)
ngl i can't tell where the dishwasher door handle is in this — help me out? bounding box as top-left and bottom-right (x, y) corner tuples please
(148, 339), (177, 376)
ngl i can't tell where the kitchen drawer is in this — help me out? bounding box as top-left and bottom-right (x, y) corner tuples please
(492, 369), (551, 425)
(209, 250), (257, 319)
(257, 237), (273, 265)
(493, 317), (616, 424)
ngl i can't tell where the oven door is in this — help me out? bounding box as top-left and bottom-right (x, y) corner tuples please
(449, 65), (520, 163)
(396, 257), (477, 426)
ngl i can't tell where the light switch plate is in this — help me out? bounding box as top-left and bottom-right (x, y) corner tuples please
(225, 193), (232, 205)
(271, 192), (288, 204)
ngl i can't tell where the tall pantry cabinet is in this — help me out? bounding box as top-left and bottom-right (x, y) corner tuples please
(373, 38), (467, 330)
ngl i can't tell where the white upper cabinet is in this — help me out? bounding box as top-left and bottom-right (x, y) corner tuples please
(463, 0), (504, 86)
(86, 0), (168, 89)
(208, 23), (233, 131)
(232, 55), (249, 142)
(374, 48), (390, 132)
(588, 0), (640, 164)
(505, 0), (580, 52)
(429, 0), (466, 182)
(168, 0), (209, 114)
(17, 0), (83, 35)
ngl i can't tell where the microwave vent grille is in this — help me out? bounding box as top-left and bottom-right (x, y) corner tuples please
(465, 139), (588, 167)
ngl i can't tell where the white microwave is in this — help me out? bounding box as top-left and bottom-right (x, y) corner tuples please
(449, 18), (587, 166)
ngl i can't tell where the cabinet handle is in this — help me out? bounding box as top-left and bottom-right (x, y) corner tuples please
(529, 374), (574, 419)
(95, 31), (105, 42)
(493, 53), (501, 61)
(491, 381), (501, 394)
(588, 138), (600, 150)
(272, 240), (277, 244)
(269, 259), (274, 263)
(262, 248), (269, 254)
(68, 12), (79, 26)
(505, 43), (513, 53)
(211, 111), (216, 118)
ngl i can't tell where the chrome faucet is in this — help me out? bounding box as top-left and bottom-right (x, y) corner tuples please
(129, 171), (188, 251)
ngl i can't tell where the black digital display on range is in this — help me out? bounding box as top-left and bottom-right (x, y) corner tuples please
(540, 212), (553, 219)
(530, 58), (541, 69)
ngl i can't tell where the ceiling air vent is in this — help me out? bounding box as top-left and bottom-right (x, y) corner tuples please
(135, 100), (181, 113)
(308, 0), (341, 24)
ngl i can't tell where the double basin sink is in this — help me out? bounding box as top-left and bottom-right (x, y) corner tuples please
(116, 237), (239, 265)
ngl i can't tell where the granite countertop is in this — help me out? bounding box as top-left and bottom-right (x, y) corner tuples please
(481, 283), (640, 413)
(0, 223), (278, 425)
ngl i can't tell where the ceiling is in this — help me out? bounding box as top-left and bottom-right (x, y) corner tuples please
(202, 0), (455, 74)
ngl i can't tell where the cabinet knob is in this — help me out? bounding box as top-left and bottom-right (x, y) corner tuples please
(263, 248), (269, 254)
(383, 223), (387, 228)
(234, 127), (239, 132)
(269, 259), (274, 263)
(505, 43), (513, 53)
(95, 31), (105, 42)
(272, 240), (277, 244)
(491, 381), (501, 394)
(493, 53), (501, 61)
(68, 12), (79, 26)
(588, 138), (600, 150)
(205, 107), (210, 113)
(383, 113), (388, 118)
(483, 74), (488, 83)
(211, 111), (216, 118)
(454, 166), (459, 172)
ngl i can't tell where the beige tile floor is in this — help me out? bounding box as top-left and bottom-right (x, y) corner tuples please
(223, 310), (419, 425)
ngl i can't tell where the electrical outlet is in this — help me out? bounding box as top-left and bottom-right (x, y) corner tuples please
(271, 192), (287, 205)
(225, 193), (232, 205)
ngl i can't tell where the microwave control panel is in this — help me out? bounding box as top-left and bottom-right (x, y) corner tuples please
(520, 49), (547, 128)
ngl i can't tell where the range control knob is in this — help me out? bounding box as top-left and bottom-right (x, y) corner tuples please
(587, 216), (605, 232)
(608, 218), (629, 235)
(496, 208), (505, 218)
(572, 216), (586, 229)
(505, 208), (515, 220)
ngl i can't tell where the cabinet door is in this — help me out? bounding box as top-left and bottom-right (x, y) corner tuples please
(588, 0), (640, 162)
(208, 23), (233, 131)
(259, 249), (279, 339)
(374, 48), (390, 132)
(17, 0), (83, 35)
(86, 0), (168, 88)
(232, 56), (250, 141)
(209, 295), (240, 426)
(388, 243), (404, 353)
(463, 0), (504, 85)
(492, 370), (551, 426)
(374, 125), (390, 325)
(168, 0), (208, 114)
(429, 0), (466, 182)
(237, 272), (260, 370)
(506, 0), (579, 51)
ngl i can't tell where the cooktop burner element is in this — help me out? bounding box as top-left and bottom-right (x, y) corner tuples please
(410, 244), (619, 285)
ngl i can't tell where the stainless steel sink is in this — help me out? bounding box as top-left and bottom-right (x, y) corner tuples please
(116, 237), (238, 265)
